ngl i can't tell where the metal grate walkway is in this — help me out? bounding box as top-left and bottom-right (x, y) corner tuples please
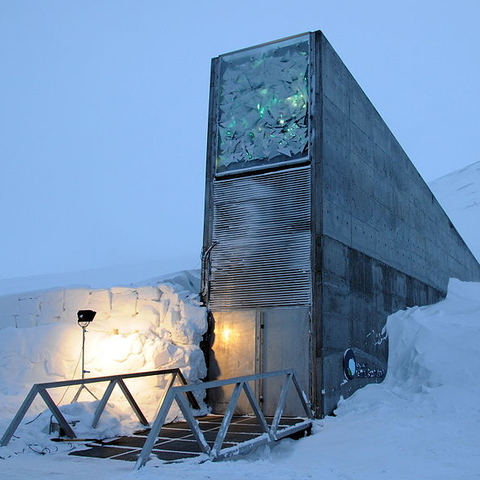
(69, 414), (311, 463)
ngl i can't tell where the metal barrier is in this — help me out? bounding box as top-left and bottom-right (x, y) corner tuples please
(135, 369), (313, 469)
(0, 368), (199, 447)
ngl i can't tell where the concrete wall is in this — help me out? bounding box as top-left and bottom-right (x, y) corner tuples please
(202, 31), (480, 418)
(315, 32), (480, 414)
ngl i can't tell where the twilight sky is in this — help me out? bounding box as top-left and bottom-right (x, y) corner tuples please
(1, 0), (479, 280)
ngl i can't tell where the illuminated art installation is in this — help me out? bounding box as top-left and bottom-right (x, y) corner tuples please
(216, 37), (309, 173)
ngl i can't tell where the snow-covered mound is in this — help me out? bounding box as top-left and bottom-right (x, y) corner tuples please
(0, 270), (207, 424)
(383, 279), (480, 398)
(430, 160), (480, 261)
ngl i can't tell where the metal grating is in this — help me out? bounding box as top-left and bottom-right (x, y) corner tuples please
(208, 166), (312, 308)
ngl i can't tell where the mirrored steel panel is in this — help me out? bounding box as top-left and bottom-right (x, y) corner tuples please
(209, 166), (312, 309)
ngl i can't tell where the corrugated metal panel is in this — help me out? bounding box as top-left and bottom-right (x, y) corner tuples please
(208, 166), (312, 308)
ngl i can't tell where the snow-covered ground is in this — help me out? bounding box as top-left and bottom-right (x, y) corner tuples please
(1, 162), (480, 479)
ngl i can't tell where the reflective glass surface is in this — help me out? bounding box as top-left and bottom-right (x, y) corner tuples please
(216, 35), (310, 174)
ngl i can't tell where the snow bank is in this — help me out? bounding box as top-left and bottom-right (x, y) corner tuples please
(384, 279), (480, 397)
(0, 270), (207, 421)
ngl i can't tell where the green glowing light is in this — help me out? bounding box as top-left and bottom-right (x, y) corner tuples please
(217, 36), (309, 172)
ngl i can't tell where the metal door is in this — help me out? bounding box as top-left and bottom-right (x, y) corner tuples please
(208, 310), (257, 414)
(260, 307), (311, 416)
(208, 307), (311, 416)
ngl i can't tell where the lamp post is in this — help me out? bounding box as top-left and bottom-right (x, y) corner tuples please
(71, 310), (98, 403)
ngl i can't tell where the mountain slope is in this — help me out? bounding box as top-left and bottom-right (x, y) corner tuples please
(429, 160), (480, 261)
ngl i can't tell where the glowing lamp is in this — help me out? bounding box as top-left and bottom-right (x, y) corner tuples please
(72, 309), (98, 402)
(77, 310), (96, 328)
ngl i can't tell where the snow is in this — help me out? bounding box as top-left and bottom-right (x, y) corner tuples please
(429, 160), (480, 261)
(1, 163), (480, 478)
(0, 270), (209, 442)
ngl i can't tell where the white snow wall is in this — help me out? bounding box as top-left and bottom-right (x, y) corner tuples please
(0, 271), (207, 417)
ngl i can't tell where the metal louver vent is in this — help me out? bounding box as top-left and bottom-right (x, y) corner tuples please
(208, 166), (312, 308)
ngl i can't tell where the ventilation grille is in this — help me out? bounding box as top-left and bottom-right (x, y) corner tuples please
(208, 166), (312, 308)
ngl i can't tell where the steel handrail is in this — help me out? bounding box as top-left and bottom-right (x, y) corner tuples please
(135, 369), (313, 469)
(0, 368), (199, 446)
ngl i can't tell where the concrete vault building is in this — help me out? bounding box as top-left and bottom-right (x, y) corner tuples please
(201, 31), (480, 417)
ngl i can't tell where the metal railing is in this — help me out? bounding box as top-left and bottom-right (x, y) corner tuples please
(0, 368), (199, 447)
(135, 369), (313, 469)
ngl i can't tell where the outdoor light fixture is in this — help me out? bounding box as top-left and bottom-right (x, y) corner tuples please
(72, 310), (98, 403)
(77, 309), (96, 328)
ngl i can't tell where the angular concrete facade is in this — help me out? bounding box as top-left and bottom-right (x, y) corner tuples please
(202, 31), (480, 417)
